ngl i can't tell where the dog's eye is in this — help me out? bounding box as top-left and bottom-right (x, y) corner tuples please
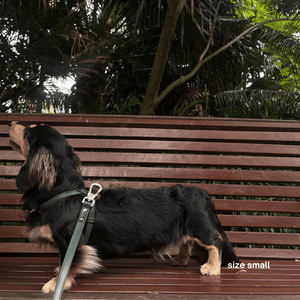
(24, 134), (27, 138)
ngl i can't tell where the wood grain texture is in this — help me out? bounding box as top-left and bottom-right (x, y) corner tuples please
(1, 114), (300, 298)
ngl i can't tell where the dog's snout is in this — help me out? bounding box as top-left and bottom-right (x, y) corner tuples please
(9, 121), (18, 127)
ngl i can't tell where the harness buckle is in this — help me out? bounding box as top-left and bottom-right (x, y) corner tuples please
(82, 183), (102, 207)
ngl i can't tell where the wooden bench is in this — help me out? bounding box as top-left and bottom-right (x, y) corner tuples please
(1, 113), (300, 299)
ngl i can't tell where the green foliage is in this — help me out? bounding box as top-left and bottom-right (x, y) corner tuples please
(1, 0), (300, 117)
(215, 89), (300, 119)
(213, 0), (300, 119)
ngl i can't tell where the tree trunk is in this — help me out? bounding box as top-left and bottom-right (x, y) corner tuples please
(139, 0), (186, 115)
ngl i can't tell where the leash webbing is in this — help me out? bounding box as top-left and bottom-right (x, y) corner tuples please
(52, 199), (93, 300)
(51, 183), (102, 300)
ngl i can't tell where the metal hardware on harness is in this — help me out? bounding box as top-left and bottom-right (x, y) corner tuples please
(52, 183), (102, 300)
(82, 183), (102, 207)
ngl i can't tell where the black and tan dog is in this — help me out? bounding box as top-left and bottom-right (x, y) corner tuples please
(9, 121), (239, 293)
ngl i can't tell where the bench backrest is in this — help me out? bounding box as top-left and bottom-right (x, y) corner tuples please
(1, 113), (300, 258)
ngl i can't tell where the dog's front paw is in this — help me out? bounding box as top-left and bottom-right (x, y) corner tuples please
(200, 262), (220, 275)
(42, 278), (57, 293)
(42, 276), (75, 293)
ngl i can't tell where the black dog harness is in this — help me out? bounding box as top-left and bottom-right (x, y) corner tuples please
(36, 183), (102, 300)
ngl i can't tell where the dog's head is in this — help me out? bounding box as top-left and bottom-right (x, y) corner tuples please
(9, 121), (82, 193)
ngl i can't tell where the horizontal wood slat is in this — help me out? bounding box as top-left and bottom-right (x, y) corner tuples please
(214, 199), (300, 213)
(1, 165), (300, 184)
(2, 209), (298, 229)
(2, 150), (300, 169)
(0, 242), (57, 253)
(2, 195), (299, 213)
(2, 137), (300, 156)
(47, 127), (300, 143)
(0, 194), (21, 205)
(1, 178), (300, 198)
(235, 247), (300, 259)
(2, 226), (300, 246)
(226, 231), (300, 246)
(1, 113), (300, 130)
(3, 124), (300, 143)
(0, 226), (28, 238)
(85, 180), (300, 198)
(1, 241), (300, 259)
(219, 215), (300, 228)
(0, 209), (25, 222)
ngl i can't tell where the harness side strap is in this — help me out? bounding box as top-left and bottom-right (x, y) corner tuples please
(38, 189), (87, 212)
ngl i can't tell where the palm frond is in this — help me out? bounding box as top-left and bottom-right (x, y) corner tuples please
(260, 27), (300, 64)
(259, 0), (300, 18)
(215, 89), (300, 119)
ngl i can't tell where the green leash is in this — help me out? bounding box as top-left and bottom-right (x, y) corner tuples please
(51, 183), (102, 300)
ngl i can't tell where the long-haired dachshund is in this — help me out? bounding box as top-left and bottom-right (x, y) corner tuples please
(9, 121), (239, 293)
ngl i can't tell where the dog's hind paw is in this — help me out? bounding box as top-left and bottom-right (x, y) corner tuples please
(200, 262), (220, 276)
(42, 276), (75, 293)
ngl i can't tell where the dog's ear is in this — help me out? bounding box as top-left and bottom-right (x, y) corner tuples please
(28, 146), (57, 191)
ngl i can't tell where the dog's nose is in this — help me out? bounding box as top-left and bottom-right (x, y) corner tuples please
(9, 121), (18, 127)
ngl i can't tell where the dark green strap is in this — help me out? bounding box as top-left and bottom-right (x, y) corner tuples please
(85, 205), (95, 242)
(38, 188), (96, 242)
(38, 189), (87, 212)
(52, 198), (93, 300)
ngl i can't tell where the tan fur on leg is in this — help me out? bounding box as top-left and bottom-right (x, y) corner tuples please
(199, 245), (221, 275)
(42, 274), (76, 293)
(73, 245), (103, 274)
(188, 237), (221, 275)
(42, 245), (102, 293)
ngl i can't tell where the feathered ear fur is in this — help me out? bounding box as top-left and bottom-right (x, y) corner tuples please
(28, 146), (57, 191)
